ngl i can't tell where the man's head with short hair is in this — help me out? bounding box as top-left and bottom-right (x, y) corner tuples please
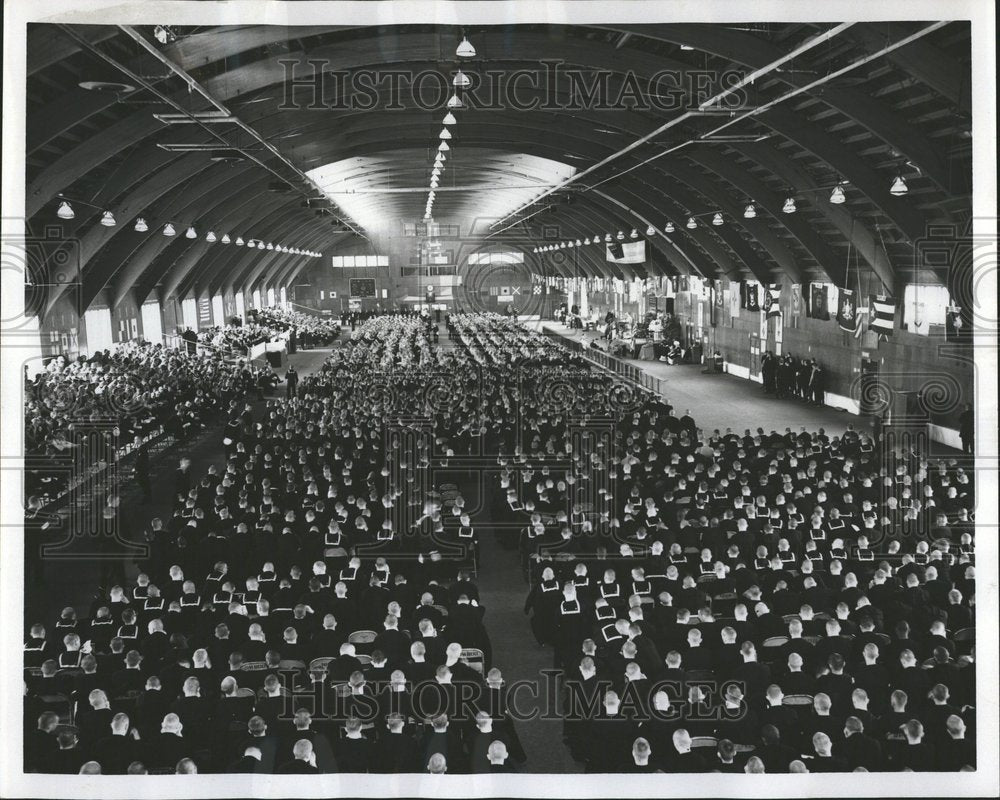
(427, 753), (447, 774)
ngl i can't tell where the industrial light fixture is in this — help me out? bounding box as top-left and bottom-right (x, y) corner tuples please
(646, 225), (655, 236)
(439, 127), (452, 140)
(235, 236), (244, 246)
(446, 94), (463, 109)
(890, 175), (908, 196)
(584, 237), (591, 245)
(56, 201), (75, 219)
(782, 197), (796, 214)
(829, 185), (846, 204)
(266, 242), (274, 250)
(162, 223), (176, 236)
(686, 217), (697, 229)
(604, 233), (612, 242)
(257, 241), (265, 249)
(205, 230), (217, 242)
(100, 211), (116, 227)
(443, 112), (457, 126)
(616, 231), (625, 240)
(456, 36), (476, 58)
(221, 233), (231, 244)
(743, 204), (756, 219)
(575, 239), (582, 246)
(568, 240), (575, 248)
(134, 217), (148, 232)
(664, 221), (675, 233)
(453, 71), (471, 88)
(630, 229), (639, 239)
(438, 141), (450, 151)
(153, 25), (177, 45)
(712, 213), (724, 226)
(185, 226), (197, 239)
(679, 44), (695, 51)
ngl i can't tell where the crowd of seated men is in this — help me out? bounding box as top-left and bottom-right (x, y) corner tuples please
(23, 341), (264, 502)
(197, 323), (278, 354)
(247, 307), (341, 349)
(505, 329), (976, 772)
(23, 315), (529, 776)
(21, 312), (977, 775)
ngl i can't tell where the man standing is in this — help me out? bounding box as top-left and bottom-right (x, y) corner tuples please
(133, 443), (151, 504)
(285, 365), (299, 399)
(761, 351), (776, 395)
(959, 403), (973, 454)
(809, 360), (825, 406)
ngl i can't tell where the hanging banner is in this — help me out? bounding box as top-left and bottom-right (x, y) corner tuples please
(730, 280), (740, 319)
(836, 288), (858, 333)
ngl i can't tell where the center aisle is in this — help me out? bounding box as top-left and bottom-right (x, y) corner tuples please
(438, 320), (581, 773)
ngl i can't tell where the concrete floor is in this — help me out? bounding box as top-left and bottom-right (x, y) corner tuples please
(533, 319), (861, 438)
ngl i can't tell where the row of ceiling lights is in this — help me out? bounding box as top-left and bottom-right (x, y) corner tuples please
(425, 35), (476, 221)
(532, 176), (911, 252)
(53, 199), (321, 257)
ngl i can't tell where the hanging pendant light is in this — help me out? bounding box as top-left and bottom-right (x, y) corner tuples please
(185, 226), (197, 239)
(616, 231), (625, 240)
(56, 201), (75, 219)
(604, 233), (612, 242)
(743, 204), (756, 219)
(439, 127), (452, 140)
(100, 211), (116, 227)
(646, 225), (656, 236)
(162, 223), (176, 237)
(438, 141), (450, 151)
(205, 230), (217, 242)
(664, 221), (675, 233)
(257, 241), (265, 250)
(442, 112), (457, 126)
(447, 93), (463, 109)
(221, 233), (231, 244)
(235, 236), (244, 246)
(575, 239), (582, 246)
(829, 184), (846, 204)
(782, 197), (796, 214)
(453, 71), (471, 88)
(712, 213), (724, 226)
(686, 217), (697, 229)
(266, 242), (274, 250)
(456, 36), (476, 58)
(630, 229), (639, 239)
(584, 237), (591, 245)
(134, 217), (148, 232)
(889, 175), (908, 196)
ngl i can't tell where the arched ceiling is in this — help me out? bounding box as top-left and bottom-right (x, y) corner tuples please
(25, 21), (972, 312)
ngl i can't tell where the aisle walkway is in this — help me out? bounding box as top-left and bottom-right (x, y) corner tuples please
(534, 320), (858, 437)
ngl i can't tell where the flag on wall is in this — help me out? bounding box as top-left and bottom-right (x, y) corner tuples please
(762, 284), (782, 319)
(836, 288), (857, 333)
(808, 283), (830, 319)
(868, 294), (896, 337)
(740, 281), (760, 311)
(729, 280), (740, 319)
(790, 284), (802, 318)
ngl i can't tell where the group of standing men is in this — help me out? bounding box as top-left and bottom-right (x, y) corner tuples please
(761, 352), (825, 405)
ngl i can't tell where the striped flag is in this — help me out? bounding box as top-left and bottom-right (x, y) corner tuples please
(762, 284), (782, 319)
(869, 294), (896, 337)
